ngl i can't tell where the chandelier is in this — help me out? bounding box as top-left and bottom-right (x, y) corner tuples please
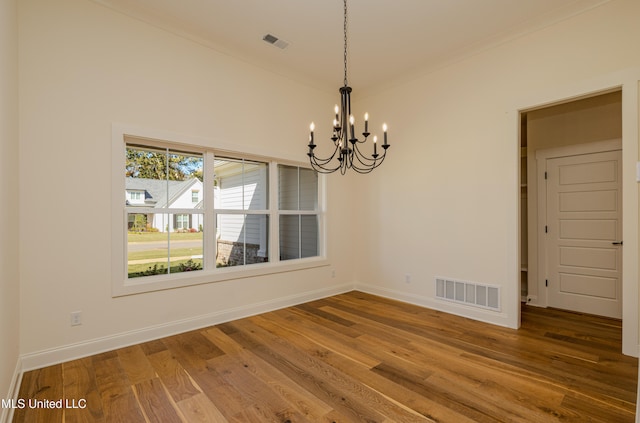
(307, 0), (390, 174)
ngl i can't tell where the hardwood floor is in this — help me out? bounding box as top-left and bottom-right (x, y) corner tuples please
(12, 291), (638, 422)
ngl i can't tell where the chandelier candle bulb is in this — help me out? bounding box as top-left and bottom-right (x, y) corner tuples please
(383, 123), (388, 145)
(309, 122), (315, 145)
(373, 136), (377, 155)
(364, 113), (369, 133)
(349, 115), (355, 140)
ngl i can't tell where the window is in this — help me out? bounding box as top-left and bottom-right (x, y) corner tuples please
(278, 165), (319, 260)
(175, 214), (190, 230)
(215, 158), (269, 267)
(113, 126), (325, 296)
(127, 190), (145, 204)
(125, 145), (204, 278)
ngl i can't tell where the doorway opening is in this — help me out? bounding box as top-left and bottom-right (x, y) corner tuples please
(519, 90), (622, 317)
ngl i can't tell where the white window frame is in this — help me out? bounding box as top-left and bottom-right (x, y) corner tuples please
(111, 124), (327, 297)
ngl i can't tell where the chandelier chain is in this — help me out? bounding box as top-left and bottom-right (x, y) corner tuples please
(343, 0), (348, 87)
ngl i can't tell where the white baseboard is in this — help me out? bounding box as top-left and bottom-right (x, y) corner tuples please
(1, 357), (23, 423)
(21, 283), (354, 372)
(355, 283), (513, 328)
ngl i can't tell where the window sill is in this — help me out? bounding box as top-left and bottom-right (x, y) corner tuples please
(113, 257), (330, 297)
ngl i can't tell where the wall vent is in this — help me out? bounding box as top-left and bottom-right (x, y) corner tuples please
(435, 277), (500, 312)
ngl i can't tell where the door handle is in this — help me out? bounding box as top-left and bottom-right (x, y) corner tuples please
(612, 241), (623, 245)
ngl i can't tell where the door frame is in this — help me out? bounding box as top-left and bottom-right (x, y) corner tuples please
(513, 71), (640, 357)
(534, 139), (622, 310)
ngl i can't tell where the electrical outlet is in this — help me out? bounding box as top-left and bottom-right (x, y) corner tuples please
(70, 311), (82, 326)
(405, 274), (411, 283)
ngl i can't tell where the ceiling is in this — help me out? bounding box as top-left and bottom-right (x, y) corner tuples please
(94, 0), (609, 94)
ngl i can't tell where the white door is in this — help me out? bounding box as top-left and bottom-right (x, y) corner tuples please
(545, 150), (622, 318)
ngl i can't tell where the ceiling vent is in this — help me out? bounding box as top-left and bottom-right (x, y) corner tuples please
(262, 33), (289, 50)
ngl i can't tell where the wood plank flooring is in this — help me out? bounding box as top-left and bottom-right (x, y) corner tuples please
(12, 291), (638, 422)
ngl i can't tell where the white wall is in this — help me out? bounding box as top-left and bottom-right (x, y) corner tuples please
(18, 0), (355, 367)
(0, 0), (21, 418)
(353, 0), (640, 355)
(15, 0), (640, 374)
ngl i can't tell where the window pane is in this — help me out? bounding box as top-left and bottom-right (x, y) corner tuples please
(125, 146), (168, 209)
(216, 213), (269, 267)
(217, 214), (244, 265)
(300, 215), (319, 258)
(168, 213), (203, 274)
(166, 151), (203, 210)
(279, 215), (300, 260)
(278, 165), (317, 211)
(127, 213), (168, 278)
(246, 214), (269, 263)
(215, 158), (268, 211)
(278, 165), (299, 210)
(125, 146), (203, 210)
(299, 168), (318, 211)
(243, 161), (268, 210)
(215, 158), (241, 210)
(127, 213), (204, 278)
(126, 145), (168, 179)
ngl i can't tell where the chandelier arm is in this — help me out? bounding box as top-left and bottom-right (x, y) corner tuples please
(351, 149), (388, 173)
(312, 145), (340, 163)
(351, 159), (380, 173)
(350, 161), (379, 174)
(353, 154), (387, 173)
(309, 143), (352, 173)
(312, 164), (343, 174)
(351, 143), (385, 164)
(310, 155), (344, 173)
(309, 135), (345, 161)
(310, 151), (340, 167)
(311, 157), (339, 167)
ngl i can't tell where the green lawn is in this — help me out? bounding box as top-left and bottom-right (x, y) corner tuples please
(127, 247), (203, 261)
(127, 231), (203, 242)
